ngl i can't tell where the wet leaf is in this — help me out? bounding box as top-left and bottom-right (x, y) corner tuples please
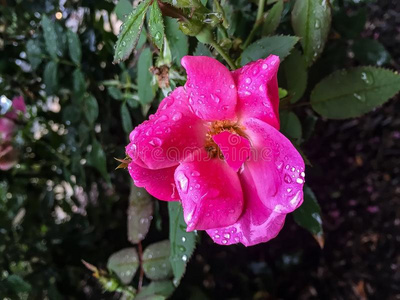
(67, 29), (82, 65)
(293, 186), (323, 246)
(113, 0), (151, 63)
(136, 280), (175, 299)
(311, 67), (400, 119)
(138, 48), (155, 105)
(291, 0), (332, 66)
(114, 0), (134, 21)
(165, 17), (188, 67)
(241, 35), (299, 66)
(148, 0), (165, 50)
(168, 202), (196, 287)
(142, 240), (173, 281)
(107, 248), (139, 284)
(262, 0), (284, 36)
(128, 183), (153, 244)
(41, 15), (58, 58)
(6, 275), (32, 293)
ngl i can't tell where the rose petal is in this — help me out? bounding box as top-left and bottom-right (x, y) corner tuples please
(5, 96), (26, 120)
(232, 55), (280, 129)
(0, 118), (15, 142)
(128, 162), (179, 201)
(0, 144), (17, 171)
(126, 87), (207, 169)
(242, 117), (305, 213)
(212, 131), (251, 172)
(174, 150), (244, 231)
(182, 56), (237, 121)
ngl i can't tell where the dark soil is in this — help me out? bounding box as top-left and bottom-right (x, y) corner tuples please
(174, 1), (400, 299)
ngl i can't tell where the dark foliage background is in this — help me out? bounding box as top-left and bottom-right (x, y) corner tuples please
(0, 0), (399, 299)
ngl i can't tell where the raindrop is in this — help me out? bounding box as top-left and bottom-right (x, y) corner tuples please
(245, 78), (252, 84)
(360, 71), (374, 85)
(149, 137), (163, 146)
(182, 255), (188, 261)
(176, 171), (189, 193)
(284, 174), (292, 183)
(315, 19), (321, 29)
(353, 93), (366, 102)
(296, 178), (304, 184)
(262, 63), (268, 70)
(191, 171), (200, 176)
(223, 233), (231, 239)
(172, 112), (182, 121)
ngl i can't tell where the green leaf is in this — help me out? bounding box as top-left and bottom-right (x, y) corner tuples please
(291, 0), (332, 66)
(168, 202), (196, 287)
(303, 113), (318, 141)
(43, 61), (58, 95)
(138, 48), (155, 105)
(165, 17), (188, 67)
(114, 0), (134, 21)
(193, 42), (213, 57)
(121, 103), (133, 133)
(353, 38), (391, 67)
(72, 69), (86, 100)
(6, 275), (32, 293)
(87, 139), (110, 183)
(280, 49), (307, 103)
(293, 186), (323, 237)
(311, 67), (400, 119)
(55, 22), (67, 56)
(128, 183), (153, 244)
(67, 30), (82, 65)
(262, 0), (284, 36)
(62, 105), (81, 124)
(84, 95), (99, 126)
(333, 7), (367, 39)
(280, 111), (302, 142)
(107, 86), (123, 100)
(107, 248), (139, 285)
(136, 281), (175, 300)
(41, 15), (58, 58)
(241, 35), (299, 66)
(113, 0), (151, 63)
(148, 0), (165, 50)
(26, 39), (43, 70)
(143, 240), (173, 281)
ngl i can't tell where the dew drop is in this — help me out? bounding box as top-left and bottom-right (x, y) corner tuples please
(176, 171), (189, 193)
(296, 178), (304, 184)
(245, 77), (252, 84)
(284, 174), (292, 183)
(172, 112), (182, 121)
(149, 137), (162, 146)
(353, 92), (366, 102)
(191, 171), (200, 176)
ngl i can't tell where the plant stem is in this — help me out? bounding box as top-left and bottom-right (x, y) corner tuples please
(211, 41), (237, 70)
(242, 0), (265, 49)
(137, 241), (144, 293)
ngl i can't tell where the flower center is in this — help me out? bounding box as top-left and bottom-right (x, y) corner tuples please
(205, 120), (246, 158)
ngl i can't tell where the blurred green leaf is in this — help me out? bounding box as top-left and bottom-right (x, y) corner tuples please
(114, 0), (134, 21)
(280, 111), (302, 142)
(165, 17), (188, 67)
(84, 95), (99, 126)
(26, 39), (43, 70)
(333, 7), (367, 39)
(193, 43), (213, 57)
(262, 0), (284, 36)
(302, 113), (318, 141)
(136, 281), (175, 299)
(87, 139), (110, 183)
(128, 183), (153, 244)
(168, 202), (196, 287)
(43, 61), (58, 95)
(6, 274), (32, 293)
(353, 38), (391, 67)
(107, 86), (123, 100)
(281, 49), (307, 103)
(41, 15), (58, 59)
(311, 67), (400, 119)
(72, 69), (86, 100)
(62, 105), (81, 124)
(67, 30), (82, 65)
(148, 0), (165, 50)
(241, 35), (299, 66)
(55, 22), (67, 57)
(138, 48), (155, 105)
(113, 0), (151, 63)
(143, 240), (173, 281)
(293, 186), (323, 238)
(121, 103), (133, 133)
(291, 0), (332, 66)
(107, 248), (139, 285)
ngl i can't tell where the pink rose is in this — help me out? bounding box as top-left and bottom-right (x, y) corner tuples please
(0, 96), (25, 171)
(126, 55), (305, 246)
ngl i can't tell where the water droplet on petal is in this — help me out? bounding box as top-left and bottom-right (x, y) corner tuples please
(284, 174), (292, 183)
(176, 171), (189, 193)
(172, 112), (182, 121)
